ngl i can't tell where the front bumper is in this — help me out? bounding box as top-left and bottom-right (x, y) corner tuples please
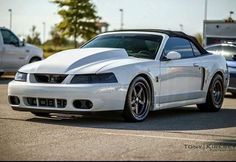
(8, 81), (128, 113)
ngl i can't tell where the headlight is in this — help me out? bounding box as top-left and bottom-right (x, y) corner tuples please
(71, 73), (118, 84)
(15, 72), (27, 82)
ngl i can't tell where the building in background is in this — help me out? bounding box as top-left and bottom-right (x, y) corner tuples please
(203, 19), (236, 46)
(96, 21), (109, 33)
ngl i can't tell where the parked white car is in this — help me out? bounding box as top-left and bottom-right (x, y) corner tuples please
(0, 27), (43, 77)
(8, 30), (229, 122)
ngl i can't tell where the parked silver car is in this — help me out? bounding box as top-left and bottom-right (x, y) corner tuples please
(0, 27), (43, 77)
(205, 43), (236, 96)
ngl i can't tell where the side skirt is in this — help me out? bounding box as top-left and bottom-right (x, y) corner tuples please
(152, 98), (205, 111)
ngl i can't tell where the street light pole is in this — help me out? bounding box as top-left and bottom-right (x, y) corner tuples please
(204, 0), (208, 20)
(42, 22), (46, 43)
(8, 9), (12, 30)
(119, 9), (124, 30)
(203, 0), (208, 46)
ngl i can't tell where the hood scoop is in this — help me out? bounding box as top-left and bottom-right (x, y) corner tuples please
(34, 48), (128, 74)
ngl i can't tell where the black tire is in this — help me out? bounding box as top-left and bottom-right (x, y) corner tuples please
(31, 112), (50, 117)
(197, 74), (224, 112)
(0, 72), (4, 77)
(123, 76), (152, 122)
(29, 57), (41, 63)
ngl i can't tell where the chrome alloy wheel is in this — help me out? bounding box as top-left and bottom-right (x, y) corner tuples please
(130, 81), (150, 119)
(211, 80), (223, 106)
(197, 74), (224, 112)
(123, 76), (152, 122)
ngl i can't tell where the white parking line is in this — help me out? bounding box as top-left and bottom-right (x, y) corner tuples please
(98, 132), (236, 144)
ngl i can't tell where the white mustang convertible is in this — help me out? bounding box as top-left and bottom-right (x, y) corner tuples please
(8, 30), (229, 121)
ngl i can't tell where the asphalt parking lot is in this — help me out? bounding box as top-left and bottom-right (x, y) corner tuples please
(0, 75), (236, 161)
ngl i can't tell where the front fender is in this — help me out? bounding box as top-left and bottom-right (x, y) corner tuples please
(98, 61), (159, 85)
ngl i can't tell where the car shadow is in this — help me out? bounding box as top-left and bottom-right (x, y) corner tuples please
(225, 93), (236, 99)
(26, 107), (236, 132)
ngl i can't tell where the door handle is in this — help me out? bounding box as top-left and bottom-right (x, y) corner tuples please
(193, 63), (200, 67)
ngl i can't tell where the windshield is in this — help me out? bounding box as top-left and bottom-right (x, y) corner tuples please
(82, 34), (163, 59)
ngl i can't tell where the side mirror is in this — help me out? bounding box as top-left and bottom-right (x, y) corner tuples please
(165, 51), (181, 60)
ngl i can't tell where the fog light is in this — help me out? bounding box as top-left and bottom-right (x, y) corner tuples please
(73, 100), (93, 109)
(9, 96), (20, 105)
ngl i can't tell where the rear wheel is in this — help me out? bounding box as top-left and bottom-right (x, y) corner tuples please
(31, 112), (50, 117)
(197, 74), (224, 112)
(123, 76), (151, 122)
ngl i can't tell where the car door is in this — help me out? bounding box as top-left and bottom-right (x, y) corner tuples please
(159, 37), (203, 105)
(0, 29), (27, 71)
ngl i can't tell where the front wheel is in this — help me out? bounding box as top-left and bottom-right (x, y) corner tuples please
(197, 74), (224, 112)
(123, 76), (151, 122)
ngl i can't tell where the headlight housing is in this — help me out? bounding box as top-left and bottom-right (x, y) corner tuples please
(71, 73), (118, 84)
(15, 72), (27, 82)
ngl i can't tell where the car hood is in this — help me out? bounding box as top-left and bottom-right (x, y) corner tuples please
(19, 48), (149, 74)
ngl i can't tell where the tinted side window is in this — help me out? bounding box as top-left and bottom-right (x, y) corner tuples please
(163, 37), (194, 59)
(191, 42), (201, 56)
(1, 29), (19, 45)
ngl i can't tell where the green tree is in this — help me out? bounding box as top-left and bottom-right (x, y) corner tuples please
(26, 25), (41, 45)
(194, 33), (203, 46)
(224, 16), (234, 23)
(50, 24), (69, 47)
(52, 0), (99, 48)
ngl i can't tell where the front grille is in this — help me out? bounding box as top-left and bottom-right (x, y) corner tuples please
(25, 97), (67, 108)
(39, 98), (55, 107)
(34, 74), (68, 83)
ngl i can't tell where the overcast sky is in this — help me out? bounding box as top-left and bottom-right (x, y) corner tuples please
(0, 0), (236, 42)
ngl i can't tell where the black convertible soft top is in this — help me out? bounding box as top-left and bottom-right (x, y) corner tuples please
(107, 29), (208, 54)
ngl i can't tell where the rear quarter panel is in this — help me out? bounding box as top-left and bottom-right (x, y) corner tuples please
(197, 54), (228, 94)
